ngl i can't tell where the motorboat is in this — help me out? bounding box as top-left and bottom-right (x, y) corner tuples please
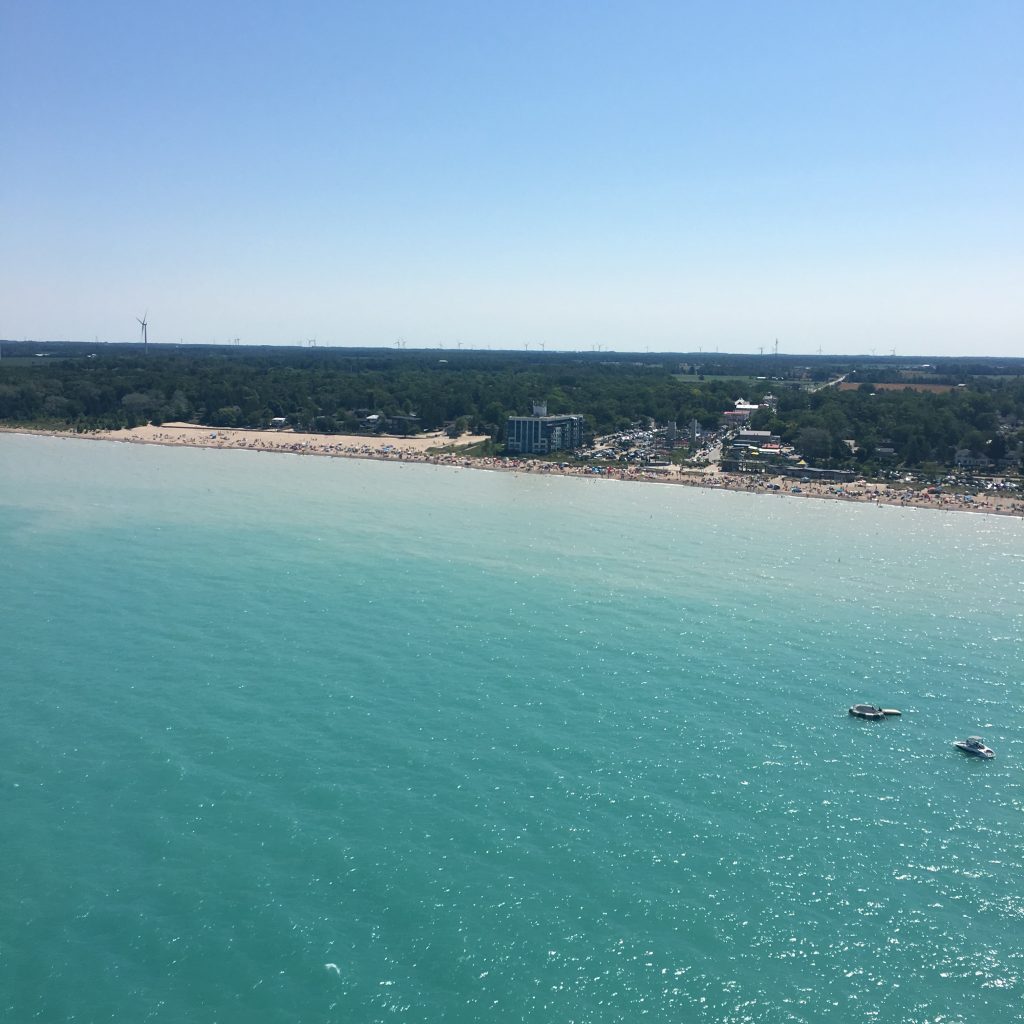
(954, 736), (995, 759)
(849, 704), (885, 719)
(849, 704), (901, 720)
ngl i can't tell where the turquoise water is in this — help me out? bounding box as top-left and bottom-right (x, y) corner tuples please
(2, 434), (1023, 1024)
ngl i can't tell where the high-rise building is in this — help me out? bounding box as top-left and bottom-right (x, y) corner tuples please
(506, 403), (587, 455)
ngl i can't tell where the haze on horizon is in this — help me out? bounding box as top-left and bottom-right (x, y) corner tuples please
(2, 2), (1021, 357)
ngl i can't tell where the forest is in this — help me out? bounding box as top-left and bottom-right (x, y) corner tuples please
(1, 342), (1022, 473)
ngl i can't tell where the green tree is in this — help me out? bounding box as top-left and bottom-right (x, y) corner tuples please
(796, 427), (831, 461)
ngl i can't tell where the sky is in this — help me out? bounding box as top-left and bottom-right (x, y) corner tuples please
(2, 1), (1021, 355)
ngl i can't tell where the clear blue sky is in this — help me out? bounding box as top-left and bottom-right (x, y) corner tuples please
(2, 1), (1021, 354)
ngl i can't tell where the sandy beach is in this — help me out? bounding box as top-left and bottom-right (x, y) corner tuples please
(4, 423), (1022, 517)
(83, 422), (491, 455)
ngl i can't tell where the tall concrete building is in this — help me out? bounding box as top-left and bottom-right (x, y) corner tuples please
(506, 403), (586, 455)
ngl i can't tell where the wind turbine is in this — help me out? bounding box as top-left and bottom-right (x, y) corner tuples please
(136, 312), (148, 355)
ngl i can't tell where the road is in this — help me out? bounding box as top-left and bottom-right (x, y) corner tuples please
(810, 373), (848, 392)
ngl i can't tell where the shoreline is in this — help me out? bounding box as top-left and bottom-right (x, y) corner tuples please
(3, 423), (1022, 518)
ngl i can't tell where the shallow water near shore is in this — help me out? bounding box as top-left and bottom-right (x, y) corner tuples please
(2, 433), (1023, 1023)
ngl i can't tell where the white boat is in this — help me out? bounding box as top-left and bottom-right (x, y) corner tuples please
(954, 736), (995, 759)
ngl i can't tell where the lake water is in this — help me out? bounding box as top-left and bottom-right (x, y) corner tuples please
(2, 433), (1022, 1023)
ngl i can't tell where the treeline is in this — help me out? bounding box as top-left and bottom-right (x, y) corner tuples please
(1, 343), (1022, 471)
(0, 346), (746, 437)
(752, 381), (1024, 472)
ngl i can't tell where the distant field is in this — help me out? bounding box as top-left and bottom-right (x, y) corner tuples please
(837, 382), (957, 393)
(673, 374), (768, 387)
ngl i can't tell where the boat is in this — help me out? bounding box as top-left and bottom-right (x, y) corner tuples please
(848, 704), (901, 719)
(849, 704), (885, 719)
(954, 736), (995, 759)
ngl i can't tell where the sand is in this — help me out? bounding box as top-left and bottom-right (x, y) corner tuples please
(84, 422), (490, 455)
(3, 423), (1022, 517)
